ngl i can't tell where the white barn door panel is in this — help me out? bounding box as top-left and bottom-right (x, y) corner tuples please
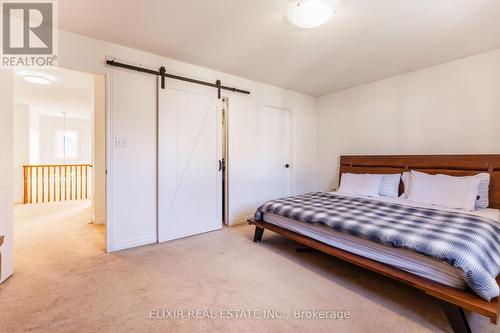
(158, 82), (222, 242)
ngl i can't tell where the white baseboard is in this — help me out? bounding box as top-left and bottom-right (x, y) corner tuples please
(91, 217), (105, 224)
(230, 215), (253, 226)
(109, 234), (157, 252)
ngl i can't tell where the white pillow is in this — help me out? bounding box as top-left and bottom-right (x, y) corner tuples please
(337, 173), (384, 197)
(379, 174), (402, 197)
(401, 171), (489, 208)
(464, 173), (490, 209)
(407, 171), (481, 211)
(401, 171), (411, 198)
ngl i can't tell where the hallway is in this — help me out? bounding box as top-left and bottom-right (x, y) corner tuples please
(13, 201), (104, 272)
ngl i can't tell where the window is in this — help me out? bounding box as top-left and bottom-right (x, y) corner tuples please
(55, 130), (78, 160)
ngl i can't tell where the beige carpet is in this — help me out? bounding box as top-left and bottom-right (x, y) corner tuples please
(0, 201), (498, 332)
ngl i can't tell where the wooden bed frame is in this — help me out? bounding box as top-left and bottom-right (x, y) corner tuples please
(249, 155), (500, 333)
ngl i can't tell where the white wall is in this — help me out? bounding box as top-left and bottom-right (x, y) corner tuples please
(28, 108), (39, 164)
(108, 69), (157, 250)
(52, 30), (317, 250)
(317, 49), (500, 190)
(36, 114), (92, 165)
(13, 103), (30, 203)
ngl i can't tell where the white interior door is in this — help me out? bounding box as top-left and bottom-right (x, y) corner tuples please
(262, 106), (292, 200)
(0, 70), (14, 282)
(158, 81), (222, 242)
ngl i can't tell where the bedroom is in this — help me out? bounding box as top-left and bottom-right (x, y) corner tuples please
(0, 1), (499, 332)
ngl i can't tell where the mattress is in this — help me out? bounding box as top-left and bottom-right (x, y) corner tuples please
(263, 212), (468, 288)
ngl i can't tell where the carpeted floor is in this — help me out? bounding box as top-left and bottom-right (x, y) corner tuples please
(0, 201), (498, 332)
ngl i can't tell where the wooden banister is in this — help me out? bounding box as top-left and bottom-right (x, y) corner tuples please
(22, 164), (93, 204)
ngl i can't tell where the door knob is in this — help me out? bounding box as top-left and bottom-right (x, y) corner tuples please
(285, 164), (290, 168)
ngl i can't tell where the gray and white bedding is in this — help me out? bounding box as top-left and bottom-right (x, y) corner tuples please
(254, 193), (500, 301)
(263, 212), (467, 288)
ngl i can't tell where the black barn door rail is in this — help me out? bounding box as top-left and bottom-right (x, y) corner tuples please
(106, 59), (250, 99)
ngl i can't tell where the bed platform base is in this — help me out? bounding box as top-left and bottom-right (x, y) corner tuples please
(249, 219), (499, 333)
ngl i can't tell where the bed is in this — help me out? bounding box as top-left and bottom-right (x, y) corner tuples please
(248, 155), (500, 333)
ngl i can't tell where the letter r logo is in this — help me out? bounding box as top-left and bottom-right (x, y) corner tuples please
(2, 2), (53, 54)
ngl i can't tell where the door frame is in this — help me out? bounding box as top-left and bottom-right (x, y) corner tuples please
(104, 67), (114, 252)
(11, 67), (110, 251)
(222, 97), (229, 226)
(0, 69), (14, 283)
(1, 66), (110, 283)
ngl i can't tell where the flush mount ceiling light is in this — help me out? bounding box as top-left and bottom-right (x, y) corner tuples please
(286, 0), (337, 29)
(18, 70), (54, 85)
(23, 75), (51, 85)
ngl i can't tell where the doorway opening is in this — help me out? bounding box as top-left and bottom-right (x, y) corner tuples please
(12, 67), (106, 259)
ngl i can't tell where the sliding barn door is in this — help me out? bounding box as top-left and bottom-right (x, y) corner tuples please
(158, 81), (222, 242)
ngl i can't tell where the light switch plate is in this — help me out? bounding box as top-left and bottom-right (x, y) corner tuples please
(114, 136), (127, 147)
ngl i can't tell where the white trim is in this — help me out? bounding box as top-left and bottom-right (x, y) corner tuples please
(289, 109), (295, 195)
(105, 67), (113, 253)
(222, 97), (229, 226)
(91, 217), (105, 225)
(110, 234), (157, 252)
(154, 78), (159, 244)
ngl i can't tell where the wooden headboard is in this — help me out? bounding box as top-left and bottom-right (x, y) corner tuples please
(339, 155), (500, 209)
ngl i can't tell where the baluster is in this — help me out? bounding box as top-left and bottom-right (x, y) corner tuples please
(52, 165), (57, 201)
(85, 165), (89, 199)
(70, 165), (73, 200)
(73, 165), (75, 200)
(75, 165), (79, 200)
(75, 165), (77, 200)
(47, 166), (51, 202)
(59, 166), (62, 201)
(36, 166), (39, 203)
(74, 165), (77, 200)
(79, 165), (83, 199)
(23, 166), (28, 204)
(29, 166), (33, 204)
(65, 166), (67, 201)
(42, 166), (45, 203)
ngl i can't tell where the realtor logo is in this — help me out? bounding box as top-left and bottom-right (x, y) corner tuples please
(1, 0), (57, 67)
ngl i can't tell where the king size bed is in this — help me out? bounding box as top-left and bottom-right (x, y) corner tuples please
(249, 155), (500, 333)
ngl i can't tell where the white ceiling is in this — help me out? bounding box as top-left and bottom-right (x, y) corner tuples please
(59, 0), (500, 96)
(14, 67), (94, 119)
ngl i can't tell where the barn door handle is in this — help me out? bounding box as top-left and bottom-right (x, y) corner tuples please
(218, 159), (226, 171)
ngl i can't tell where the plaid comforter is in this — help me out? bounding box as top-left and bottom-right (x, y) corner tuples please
(255, 192), (500, 301)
